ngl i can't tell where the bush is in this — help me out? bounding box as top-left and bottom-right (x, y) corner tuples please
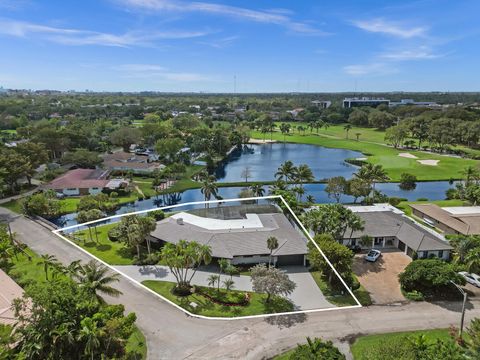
(445, 188), (459, 200)
(399, 259), (465, 299)
(416, 197), (428, 201)
(288, 337), (345, 360)
(133, 253), (160, 266)
(388, 197), (402, 206)
(404, 290), (425, 301)
(399, 173), (417, 190)
(149, 210), (165, 221)
(107, 227), (122, 242)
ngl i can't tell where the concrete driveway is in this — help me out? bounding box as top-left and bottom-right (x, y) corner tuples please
(353, 251), (411, 304)
(115, 264), (334, 310)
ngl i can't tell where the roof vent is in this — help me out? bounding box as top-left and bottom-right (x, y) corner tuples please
(176, 218), (184, 225)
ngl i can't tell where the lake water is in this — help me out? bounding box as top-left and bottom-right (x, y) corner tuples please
(50, 143), (458, 228)
(52, 181), (457, 228)
(215, 143), (362, 182)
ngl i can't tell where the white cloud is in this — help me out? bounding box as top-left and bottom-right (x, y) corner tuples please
(343, 62), (397, 76)
(380, 47), (443, 60)
(117, 0), (329, 35)
(0, 18), (210, 47)
(352, 18), (427, 38)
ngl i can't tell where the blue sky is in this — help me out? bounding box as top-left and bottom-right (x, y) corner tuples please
(0, 0), (479, 92)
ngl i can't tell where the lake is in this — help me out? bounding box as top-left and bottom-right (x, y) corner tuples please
(52, 181), (457, 228)
(215, 143), (362, 182)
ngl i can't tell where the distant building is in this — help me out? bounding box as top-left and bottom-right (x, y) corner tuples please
(410, 204), (480, 236)
(341, 204), (452, 260)
(342, 97), (390, 108)
(389, 99), (439, 108)
(44, 168), (128, 196)
(311, 100), (332, 109)
(103, 151), (164, 174)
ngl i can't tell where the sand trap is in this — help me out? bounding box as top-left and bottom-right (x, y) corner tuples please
(356, 157), (368, 161)
(417, 159), (439, 166)
(248, 138), (277, 144)
(398, 152), (418, 159)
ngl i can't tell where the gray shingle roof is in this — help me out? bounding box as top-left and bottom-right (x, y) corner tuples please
(347, 211), (452, 252)
(150, 212), (308, 259)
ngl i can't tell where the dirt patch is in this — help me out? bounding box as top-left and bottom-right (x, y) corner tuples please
(353, 251), (411, 305)
(398, 152), (418, 159)
(417, 159), (439, 166)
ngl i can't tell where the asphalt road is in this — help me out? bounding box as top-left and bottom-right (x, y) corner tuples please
(3, 207), (480, 360)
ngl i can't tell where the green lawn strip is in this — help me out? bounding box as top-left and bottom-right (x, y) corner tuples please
(7, 246), (147, 358)
(271, 348), (295, 360)
(310, 271), (372, 306)
(0, 200), (23, 213)
(142, 280), (293, 317)
(350, 328), (453, 360)
(250, 129), (478, 181)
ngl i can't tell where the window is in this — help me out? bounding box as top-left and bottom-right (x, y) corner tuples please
(438, 250), (443, 258)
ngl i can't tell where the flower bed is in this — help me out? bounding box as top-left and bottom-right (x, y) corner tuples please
(197, 289), (251, 307)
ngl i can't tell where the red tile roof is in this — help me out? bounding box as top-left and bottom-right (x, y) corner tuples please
(45, 169), (110, 190)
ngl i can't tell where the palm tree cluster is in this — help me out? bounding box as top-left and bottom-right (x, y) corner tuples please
(273, 160), (315, 201)
(451, 235), (480, 273)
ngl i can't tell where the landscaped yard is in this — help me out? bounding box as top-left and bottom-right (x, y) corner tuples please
(70, 223), (145, 265)
(350, 329), (453, 360)
(250, 124), (479, 181)
(5, 246), (147, 358)
(142, 280), (293, 317)
(310, 271), (372, 306)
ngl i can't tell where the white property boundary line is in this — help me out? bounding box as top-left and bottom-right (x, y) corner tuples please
(52, 195), (361, 321)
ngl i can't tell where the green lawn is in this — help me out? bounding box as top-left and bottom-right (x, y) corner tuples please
(142, 280), (293, 317)
(70, 223), (142, 265)
(310, 271), (372, 306)
(350, 329), (453, 360)
(0, 200), (23, 214)
(251, 124), (479, 181)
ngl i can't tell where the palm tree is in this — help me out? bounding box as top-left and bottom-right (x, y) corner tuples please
(187, 244), (212, 284)
(222, 279), (235, 292)
(295, 164), (315, 191)
(267, 236), (279, 266)
(355, 132), (361, 141)
(77, 317), (103, 360)
(218, 258), (229, 292)
(279, 123), (291, 142)
(344, 124), (352, 139)
(462, 166), (480, 185)
(314, 120), (324, 134)
(297, 125), (306, 135)
(306, 194), (315, 205)
(355, 163), (388, 192)
(269, 180), (287, 194)
(250, 184), (265, 203)
(74, 260), (122, 303)
(452, 236), (479, 264)
(200, 175), (218, 208)
(275, 160), (296, 184)
(207, 274), (220, 292)
(323, 122), (330, 131)
(38, 254), (59, 281)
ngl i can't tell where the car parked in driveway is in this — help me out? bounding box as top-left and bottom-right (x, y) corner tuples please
(365, 249), (381, 262)
(459, 272), (480, 287)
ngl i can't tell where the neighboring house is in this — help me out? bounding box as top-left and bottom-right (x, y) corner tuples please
(150, 205), (308, 266)
(343, 204), (452, 260)
(44, 168), (127, 196)
(0, 269), (24, 325)
(410, 204), (480, 235)
(103, 151), (164, 174)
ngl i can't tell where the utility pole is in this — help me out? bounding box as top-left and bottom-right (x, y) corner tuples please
(450, 280), (467, 337)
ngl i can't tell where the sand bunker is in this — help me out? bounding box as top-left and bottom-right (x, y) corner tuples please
(417, 159), (439, 166)
(398, 152), (418, 159)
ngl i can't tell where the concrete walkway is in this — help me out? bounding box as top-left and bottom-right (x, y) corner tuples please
(114, 264), (334, 310)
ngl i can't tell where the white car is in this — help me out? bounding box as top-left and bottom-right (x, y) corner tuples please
(365, 249), (381, 262)
(458, 272), (480, 287)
